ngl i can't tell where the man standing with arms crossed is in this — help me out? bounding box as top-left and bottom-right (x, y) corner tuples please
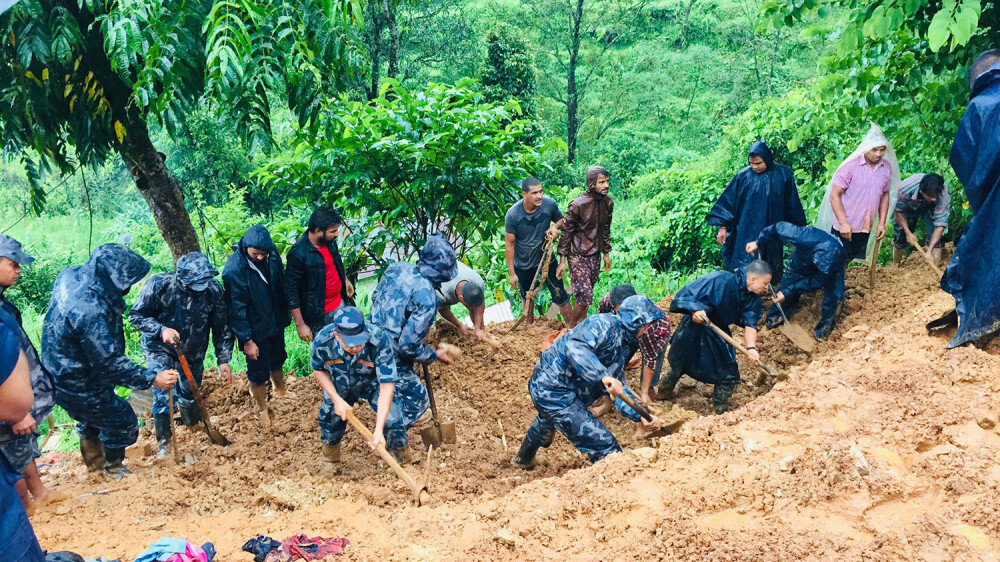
(505, 178), (572, 325)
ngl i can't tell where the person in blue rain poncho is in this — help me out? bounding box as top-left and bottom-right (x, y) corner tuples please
(368, 234), (458, 463)
(512, 295), (668, 468)
(745, 222), (847, 341)
(707, 140), (806, 280)
(41, 244), (178, 479)
(657, 261), (770, 414)
(129, 252), (234, 457)
(939, 50), (1000, 348)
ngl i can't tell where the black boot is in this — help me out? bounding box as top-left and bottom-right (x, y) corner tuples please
(712, 382), (736, 415)
(179, 402), (202, 426)
(153, 413), (172, 459)
(656, 368), (683, 399)
(512, 439), (540, 470)
(764, 307), (785, 329)
(79, 434), (105, 472)
(814, 315), (837, 341)
(102, 446), (130, 480)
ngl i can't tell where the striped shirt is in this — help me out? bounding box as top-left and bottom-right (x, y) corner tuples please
(832, 154), (891, 233)
(895, 174), (950, 228)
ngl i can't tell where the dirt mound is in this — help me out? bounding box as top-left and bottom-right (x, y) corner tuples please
(31, 261), (1000, 560)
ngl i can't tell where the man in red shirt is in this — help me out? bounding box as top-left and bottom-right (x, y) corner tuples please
(286, 207), (355, 351)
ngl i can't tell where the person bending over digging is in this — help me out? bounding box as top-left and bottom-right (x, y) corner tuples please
(311, 307), (404, 474)
(747, 222), (847, 341)
(222, 225), (291, 429)
(892, 173), (950, 265)
(42, 245), (178, 479)
(557, 166), (614, 328)
(596, 284), (636, 314)
(512, 295), (666, 469)
(368, 234), (457, 464)
(657, 260), (770, 415)
(129, 252), (235, 458)
(436, 261), (488, 341)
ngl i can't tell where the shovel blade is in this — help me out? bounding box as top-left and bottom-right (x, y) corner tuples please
(420, 426), (442, 448)
(440, 421), (457, 444)
(778, 322), (816, 353)
(203, 422), (231, 446)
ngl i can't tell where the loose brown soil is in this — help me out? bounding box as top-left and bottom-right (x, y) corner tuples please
(31, 258), (1000, 560)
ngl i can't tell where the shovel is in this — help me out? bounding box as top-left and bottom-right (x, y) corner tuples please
(168, 388), (181, 463)
(344, 410), (431, 506)
(868, 233), (884, 289)
(508, 233), (556, 334)
(768, 284), (815, 353)
(702, 318), (785, 381)
(172, 336), (231, 446)
(909, 239), (944, 278)
(419, 364), (456, 447)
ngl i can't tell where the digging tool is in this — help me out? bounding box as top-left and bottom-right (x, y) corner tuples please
(344, 410), (431, 506)
(168, 389), (180, 463)
(172, 336), (231, 446)
(38, 415), (56, 450)
(508, 232), (556, 334)
(868, 233), (884, 289)
(702, 318), (785, 381)
(767, 284), (815, 353)
(608, 388), (655, 423)
(908, 239), (944, 278)
(419, 364), (456, 447)
(926, 308), (958, 332)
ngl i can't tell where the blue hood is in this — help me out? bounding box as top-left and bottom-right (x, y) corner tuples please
(417, 233), (458, 286)
(236, 224), (278, 256)
(175, 252), (219, 291)
(748, 139), (775, 171)
(972, 62), (1000, 98)
(617, 295), (666, 334)
(87, 244), (150, 293)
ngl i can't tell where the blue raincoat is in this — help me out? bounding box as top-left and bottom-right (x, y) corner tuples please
(221, 224), (290, 347)
(756, 222), (846, 325)
(129, 252), (234, 415)
(942, 62), (1000, 348)
(708, 140), (807, 276)
(522, 296), (663, 463)
(667, 268), (762, 385)
(42, 244), (155, 449)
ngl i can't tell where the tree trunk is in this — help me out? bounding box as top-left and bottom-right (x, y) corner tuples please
(680, 0), (697, 49)
(566, 0), (584, 164)
(383, 0), (400, 78)
(366, 1), (383, 100)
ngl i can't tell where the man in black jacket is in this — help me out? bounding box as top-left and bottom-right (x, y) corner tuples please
(222, 225), (291, 428)
(285, 207), (354, 343)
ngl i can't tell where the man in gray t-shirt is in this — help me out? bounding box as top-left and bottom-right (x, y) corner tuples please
(504, 178), (572, 325)
(436, 261), (487, 340)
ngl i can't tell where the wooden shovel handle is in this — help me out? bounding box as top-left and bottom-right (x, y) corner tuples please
(608, 388), (654, 422)
(171, 337), (210, 414)
(703, 319), (779, 380)
(168, 388), (180, 463)
(910, 240), (944, 277)
(344, 410), (428, 502)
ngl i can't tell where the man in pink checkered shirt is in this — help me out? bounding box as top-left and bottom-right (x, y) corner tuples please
(829, 145), (892, 260)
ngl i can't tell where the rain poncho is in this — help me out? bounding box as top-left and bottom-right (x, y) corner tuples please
(42, 244), (156, 449)
(521, 296), (662, 463)
(757, 222), (846, 325)
(221, 225), (289, 346)
(942, 62), (1000, 347)
(667, 268), (762, 385)
(707, 140), (806, 275)
(129, 252), (234, 415)
(0, 288), (54, 425)
(815, 123), (902, 263)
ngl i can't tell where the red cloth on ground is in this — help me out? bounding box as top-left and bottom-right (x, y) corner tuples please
(316, 246), (342, 313)
(280, 534), (350, 560)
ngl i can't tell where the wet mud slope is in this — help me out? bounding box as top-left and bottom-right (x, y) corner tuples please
(31, 259), (1000, 560)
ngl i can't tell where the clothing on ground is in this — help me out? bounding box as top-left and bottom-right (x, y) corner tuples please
(133, 537), (214, 562)
(942, 62), (1000, 347)
(222, 225), (290, 348)
(128, 252), (234, 415)
(667, 268), (762, 385)
(558, 188), (612, 258)
(505, 197), (563, 270)
(436, 262), (484, 307)
(707, 140), (806, 274)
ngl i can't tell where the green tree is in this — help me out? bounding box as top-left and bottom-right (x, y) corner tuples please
(482, 22), (537, 120)
(0, 0), (359, 260)
(260, 79), (551, 270)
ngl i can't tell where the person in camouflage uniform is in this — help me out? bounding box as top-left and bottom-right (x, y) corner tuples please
(368, 234), (458, 463)
(128, 252), (235, 458)
(42, 244), (178, 479)
(0, 234), (55, 509)
(310, 307), (408, 473)
(513, 295), (667, 468)
(658, 261), (770, 414)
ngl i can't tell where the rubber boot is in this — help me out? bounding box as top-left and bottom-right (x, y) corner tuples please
(764, 307), (785, 329)
(712, 382), (736, 415)
(79, 436), (105, 472)
(512, 439), (540, 470)
(250, 383), (273, 429)
(179, 402), (202, 426)
(320, 443), (341, 476)
(270, 370), (293, 398)
(814, 315), (837, 341)
(101, 446), (130, 480)
(892, 246), (905, 266)
(388, 446), (412, 465)
(153, 413), (172, 459)
(656, 368), (682, 399)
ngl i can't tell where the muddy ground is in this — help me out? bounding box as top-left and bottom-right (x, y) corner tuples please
(29, 258), (1000, 560)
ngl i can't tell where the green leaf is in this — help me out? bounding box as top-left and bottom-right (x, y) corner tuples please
(926, 9), (951, 51)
